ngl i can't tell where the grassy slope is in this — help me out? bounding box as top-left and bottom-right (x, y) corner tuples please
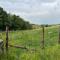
(0, 25), (60, 60)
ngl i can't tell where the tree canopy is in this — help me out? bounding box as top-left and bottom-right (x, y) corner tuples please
(0, 7), (32, 31)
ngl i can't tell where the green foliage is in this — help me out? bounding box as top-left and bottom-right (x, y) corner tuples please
(0, 22), (60, 60)
(41, 24), (52, 27)
(0, 7), (32, 30)
(0, 7), (8, 30)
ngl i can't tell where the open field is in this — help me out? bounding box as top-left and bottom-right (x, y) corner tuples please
(0, 26), (60, 60)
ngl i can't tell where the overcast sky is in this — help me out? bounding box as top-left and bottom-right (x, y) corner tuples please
(0, 0), (60, 24)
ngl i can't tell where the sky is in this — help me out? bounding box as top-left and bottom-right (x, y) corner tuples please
(0, 0), (60, 24)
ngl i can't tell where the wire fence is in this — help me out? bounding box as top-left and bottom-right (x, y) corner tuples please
(0, 25), (60, 60)
(0, 25), (59, 49)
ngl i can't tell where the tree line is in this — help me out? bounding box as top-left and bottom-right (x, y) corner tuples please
(0, 7), (32, 31)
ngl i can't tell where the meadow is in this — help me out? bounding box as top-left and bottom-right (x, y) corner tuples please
(0, 25), (60, 60)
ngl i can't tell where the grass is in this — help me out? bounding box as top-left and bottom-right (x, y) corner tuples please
(0, 26), (60, 60)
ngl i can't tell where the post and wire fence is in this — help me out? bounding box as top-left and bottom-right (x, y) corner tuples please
(41, 25), (60, 49)
(0, 25), (60, 60)
(0, 25), (60, 51)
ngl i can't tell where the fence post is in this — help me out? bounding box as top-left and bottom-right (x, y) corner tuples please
(6, 25), (9, 51)
(42, 25), (44, 49)
(59, 26), (60, 44)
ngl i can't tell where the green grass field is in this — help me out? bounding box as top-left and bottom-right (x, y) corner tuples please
(0, 26), (60, 60)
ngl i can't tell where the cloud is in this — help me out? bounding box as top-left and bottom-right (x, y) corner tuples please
(0, 0), (60, 24)
(40, 0), (56, 3)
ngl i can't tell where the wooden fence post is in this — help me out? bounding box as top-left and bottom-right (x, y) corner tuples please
(59, 26), (60, 44)
(42, 25), (44, 49)
(6, 25), (9, 51)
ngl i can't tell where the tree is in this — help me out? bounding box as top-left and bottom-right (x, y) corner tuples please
(0, 7), (8, 30)
(0, 7), (32, 31)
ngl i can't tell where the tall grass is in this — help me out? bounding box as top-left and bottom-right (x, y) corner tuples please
(0, 26), (60, 60)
